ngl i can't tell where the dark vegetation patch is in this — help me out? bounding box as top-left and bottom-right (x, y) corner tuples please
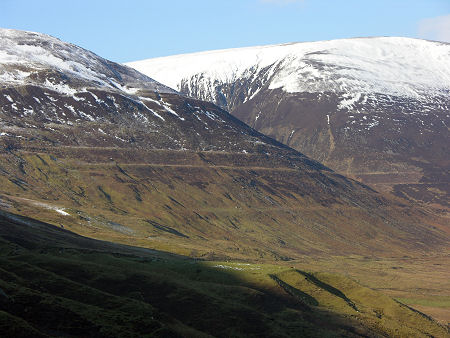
(296, 270), (358, 311)
(270, 275), (318, 307)
(97, 186), (112, 203)
(168, 196), (185, 208)
(145, 220), (189, 238)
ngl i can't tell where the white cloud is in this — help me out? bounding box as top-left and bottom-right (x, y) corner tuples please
(418, 14), (450, 43)
(260, 0), (304, 4)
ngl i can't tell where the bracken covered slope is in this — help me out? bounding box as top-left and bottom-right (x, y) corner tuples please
(0, 29), (448, 261)
(127, 37), (450, 209)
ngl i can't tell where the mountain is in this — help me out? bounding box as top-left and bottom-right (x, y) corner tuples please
(0, 29), (449, 259)
(127, 37), (450, 209)
(2, 209), (448, 337)
(1, 29), (448, 261)
(0, 29), (449, 333)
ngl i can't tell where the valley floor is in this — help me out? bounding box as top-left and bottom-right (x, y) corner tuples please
(1, 210), (449, 337)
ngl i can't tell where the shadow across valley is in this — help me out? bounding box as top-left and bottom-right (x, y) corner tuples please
(0, 210), (446, 337)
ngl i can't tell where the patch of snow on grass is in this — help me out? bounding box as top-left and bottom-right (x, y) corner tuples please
(114, 135), (126, 142)
(78, 111), (95, 121)
(162, 100), (185, 120)
(55, 208), (70, 216)
(44, 79), (77, 96)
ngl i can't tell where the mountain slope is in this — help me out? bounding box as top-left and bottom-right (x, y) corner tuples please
(127, 37), (450, 209)
(0, 29), (448, 261)
(0, 29), (174, 94)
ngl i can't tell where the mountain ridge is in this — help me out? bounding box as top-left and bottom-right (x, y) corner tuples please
(1, 28), (175, 95)
(127, 36), (450, 99)
(127, 36), (450, 209)
(1, 28), (449, 333)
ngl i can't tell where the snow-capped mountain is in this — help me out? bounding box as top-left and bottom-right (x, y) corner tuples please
(0, 29), (174, 95)
(1, 29), (447, 258)
(0, 28), (299, 154)
(128, 37), (450, 208)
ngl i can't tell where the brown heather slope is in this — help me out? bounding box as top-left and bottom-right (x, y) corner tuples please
(127, 38), (450, 210)
(0, 29), (448, 261)
(0, 133), (448, 261)
(231, 90), (450, 211)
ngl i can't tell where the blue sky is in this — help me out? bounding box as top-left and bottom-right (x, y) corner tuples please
(1, 0), (449, 62)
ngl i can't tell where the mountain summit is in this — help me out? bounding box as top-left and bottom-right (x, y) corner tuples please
(127, 37), (450, 208)
(128, 37), (450, 101)
(0, 28), (174, 95)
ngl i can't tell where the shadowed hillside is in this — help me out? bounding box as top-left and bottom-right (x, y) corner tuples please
(1, 210), (448, 337)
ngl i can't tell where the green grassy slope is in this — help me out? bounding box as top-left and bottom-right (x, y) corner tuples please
(0, 147), (447, 261)
(0, 211), (448, 337)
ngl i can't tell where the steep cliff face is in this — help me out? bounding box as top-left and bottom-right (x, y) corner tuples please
(128, 37), (450, 208)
